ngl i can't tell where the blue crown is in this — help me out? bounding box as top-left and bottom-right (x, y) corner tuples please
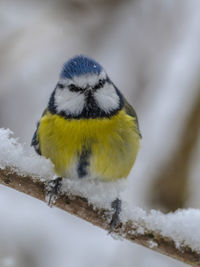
(60, 55), (103, 79)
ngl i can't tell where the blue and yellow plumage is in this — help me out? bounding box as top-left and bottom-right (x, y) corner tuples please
(32, 55), (141, 182)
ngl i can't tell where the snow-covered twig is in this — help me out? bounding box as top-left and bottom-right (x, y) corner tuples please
(0, 128), (200, 266)
(0, 166), (200, 266)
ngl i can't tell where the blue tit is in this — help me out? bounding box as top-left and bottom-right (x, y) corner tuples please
(31, 55), (141, 182)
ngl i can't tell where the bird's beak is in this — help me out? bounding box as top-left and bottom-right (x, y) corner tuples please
(84, 87), (93, 97)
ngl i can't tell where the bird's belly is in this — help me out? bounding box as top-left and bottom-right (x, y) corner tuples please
(38, 111), (140, 181)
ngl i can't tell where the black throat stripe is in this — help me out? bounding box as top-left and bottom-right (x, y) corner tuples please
(77, 148), (91, 178)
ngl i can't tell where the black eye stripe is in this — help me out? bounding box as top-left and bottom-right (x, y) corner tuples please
(68, 84), (82, 92)
(99, 79), (106, 86)
(57, 83), (65, 89)
(63, 78), (107, 92)
(93, 79), (106, 90)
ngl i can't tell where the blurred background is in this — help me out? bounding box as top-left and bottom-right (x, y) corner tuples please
(0, 0), (200, 266)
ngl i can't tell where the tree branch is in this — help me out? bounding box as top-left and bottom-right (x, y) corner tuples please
(0, 166), (199, 266)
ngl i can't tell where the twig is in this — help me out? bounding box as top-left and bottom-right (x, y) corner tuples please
(0, 166), (199, 266)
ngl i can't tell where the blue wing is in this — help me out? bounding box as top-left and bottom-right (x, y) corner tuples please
(31, 109), (48, 155)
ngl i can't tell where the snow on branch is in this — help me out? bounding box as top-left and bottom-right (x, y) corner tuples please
(0, 128), (200, 266)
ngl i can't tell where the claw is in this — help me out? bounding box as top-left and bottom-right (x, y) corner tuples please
(45, 177), (62, 207)
(109, 198), (121, 233)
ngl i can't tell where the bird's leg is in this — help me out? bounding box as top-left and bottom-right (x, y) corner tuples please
(109, 198), (121, 233)
(45, 177), (63, 207)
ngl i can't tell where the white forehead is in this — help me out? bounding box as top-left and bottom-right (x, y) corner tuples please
(59, 70), (107, 87)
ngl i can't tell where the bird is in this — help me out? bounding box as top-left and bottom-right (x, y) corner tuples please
(31, 55), (141, 230)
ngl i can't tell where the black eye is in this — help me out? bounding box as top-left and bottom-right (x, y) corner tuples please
(99, 79), (105, 87)
(94, 79), (106, 90)
(57, 83), (65, 89)
(68, 84), (80, 92)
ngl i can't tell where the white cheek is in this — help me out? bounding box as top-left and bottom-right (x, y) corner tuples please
(55, 89), (85, 116)
(94, 84), (120, 113)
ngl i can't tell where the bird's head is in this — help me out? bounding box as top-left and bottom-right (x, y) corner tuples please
(48, 55), (124, 118)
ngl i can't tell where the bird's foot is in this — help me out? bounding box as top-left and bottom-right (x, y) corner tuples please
(109, 198), (121, 233)
(45, 177), (62, 207)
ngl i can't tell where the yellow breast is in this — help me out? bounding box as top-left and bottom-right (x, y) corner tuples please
(38, 109), (140, 181)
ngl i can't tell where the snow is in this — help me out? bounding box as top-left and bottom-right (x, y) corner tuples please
(0, 127), (200, 255)
(61, 178), (126, 210)
(122, 207), (200, 253)
(148, 240), (158, 249)
(0, 128), (54, 180)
